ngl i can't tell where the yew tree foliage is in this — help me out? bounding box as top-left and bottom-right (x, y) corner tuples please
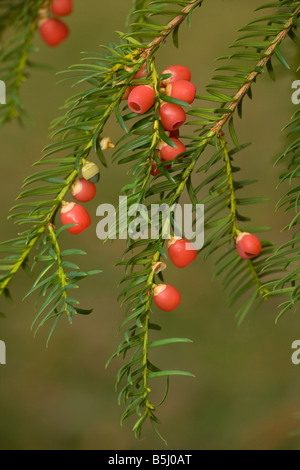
(0, 0), (300, 440)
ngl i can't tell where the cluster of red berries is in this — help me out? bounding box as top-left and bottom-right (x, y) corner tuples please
(39, 0), (73, 47)
(57, 61), (263, 309)
(153, 232), (262, 312)
(123, 64), (196, 176)
(121, 64), (263, 312)
(60, 161), (100, 234)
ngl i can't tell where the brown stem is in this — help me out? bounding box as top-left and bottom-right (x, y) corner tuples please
(141, 0), (203, 58)
(211, 9), (300, 134)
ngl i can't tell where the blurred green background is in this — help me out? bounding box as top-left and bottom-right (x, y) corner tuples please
(0, 0), (300, 450)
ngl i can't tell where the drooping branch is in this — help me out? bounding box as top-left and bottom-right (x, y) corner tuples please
(1, 0), (300, 442)
(0, 0), (205, 331)
(0, 0), (45, 125)
(111, 2), (300, 439)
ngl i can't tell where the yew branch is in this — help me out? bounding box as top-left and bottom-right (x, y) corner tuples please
(211, 9), (300, 134)
(142, 0), (203, 57)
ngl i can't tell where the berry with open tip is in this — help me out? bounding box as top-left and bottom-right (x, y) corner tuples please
(159, 103), (186, 131)
(128, 85), (155, 114)
(236, 232), (262, 259)
(71, 178), (96, 203)
(60, 202), (91, 234)
(153, 284), (181, 312)
(168, 237), (197, 268)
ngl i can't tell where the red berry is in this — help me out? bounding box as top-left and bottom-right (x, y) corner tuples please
(122, 86), (133, 101)
(159, 138), (186, 162)
(150, 162), (161, 176)
(159, 103), (186, 131)
(60, 202), (91, 234)
(150, 160), (171, 176)
(134, 63), (147, 79)
(168, 237), (197, 268)
(71, 178), (96, 203)
(154, 284), (181, 312)
(128, 85), (155, 114)
(166, 80), (196, 104)
(51, 0), (73, 16)
(162, 65), (192, 85)
(169, 129), (180, 138)
(236, 232), (262, 260)
(148, 151), (171, 176)
(39, 18), (69, 47)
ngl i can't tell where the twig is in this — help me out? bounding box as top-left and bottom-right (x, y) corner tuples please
(211, 9), (300, 134)
(142, 0), (203, 57)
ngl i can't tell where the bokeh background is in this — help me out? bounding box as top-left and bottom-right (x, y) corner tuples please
(0, 0), (300, 450)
